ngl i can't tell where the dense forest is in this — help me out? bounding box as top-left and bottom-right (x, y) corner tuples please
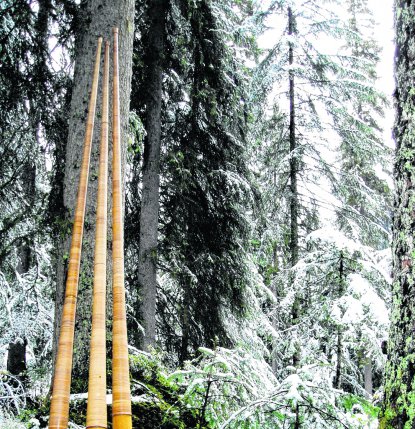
(0, 0), (411, 428)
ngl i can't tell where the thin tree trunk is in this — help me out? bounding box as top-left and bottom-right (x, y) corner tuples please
(52, 0), (134, 382)
(333, 331), (342, 389)
(288, 10), (301, 428)
(289, 8), (298, 271)
(271, 243), (279, 374)
(179, 277), (191, 364)
(138, 0), (167, 351)
(7, 0), (50, 383)
(364, 359), (373, 396)
(333, 252), (344, 389)
(288, 6), (300, 369)
(7, 166), (33, 378)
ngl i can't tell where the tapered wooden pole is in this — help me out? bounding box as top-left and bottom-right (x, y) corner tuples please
(86, 41), (110, 429)
(111, 27), (132, 429)
(49, 37), (102, 429)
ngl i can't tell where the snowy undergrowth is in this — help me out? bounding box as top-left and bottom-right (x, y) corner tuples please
(169, 347), (379, 428)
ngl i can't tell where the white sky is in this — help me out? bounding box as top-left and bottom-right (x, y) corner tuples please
(257, 1), (396, 228)
(368, 0), (395, 147)
(258, 0), (395, 146)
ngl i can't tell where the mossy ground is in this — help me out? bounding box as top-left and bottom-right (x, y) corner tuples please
(17, 354), (208, 428)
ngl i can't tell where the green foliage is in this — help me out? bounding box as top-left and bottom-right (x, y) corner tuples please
(342, 394), (380, 418)
(130, 351), (206, 428)
(127, 0), (257, 361)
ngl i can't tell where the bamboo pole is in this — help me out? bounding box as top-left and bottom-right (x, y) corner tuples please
(49, 37), (103, 429)
(86, 40), (110, 429)
(111, 27), (133, 429)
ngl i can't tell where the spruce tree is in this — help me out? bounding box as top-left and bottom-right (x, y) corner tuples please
(136, 0), (167, 352)
(49, 0), (134, 384)
(335, 0), (391, 249)
(381, 0), (415, 426)
(127, 0), (256, 362)
(0, 0), (64, 384)
(251, 0), (391, 402)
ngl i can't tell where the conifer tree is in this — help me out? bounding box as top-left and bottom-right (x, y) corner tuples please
(136, 0), (167, 352)
(0, 0), (63, 384)
(49, 0), (134, 383)
(127, 0), (256, 362)
(336, 0), (391, 249)
(252, 0), (391, 397)
(381, 0), (415, 426)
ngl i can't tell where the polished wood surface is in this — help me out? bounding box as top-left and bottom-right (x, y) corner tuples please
(111, 27), (132, 429)
(49, 37), (103, 429)
(86, 41), (110, 429)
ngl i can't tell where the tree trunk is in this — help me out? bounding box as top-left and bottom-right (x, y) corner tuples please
(364, 359), (373, 396)
(179, 276), (191, 364)
(7, 338), (27, 377)
(287, 9), (301, 427)
(52, 0), (134, 383)
(289, 8), (298, 272)
(333, 252), (344, 389)
(380, 1), (415, 427)
(7, 0), (50, 383)
(288, 6), (300, 369)
(271, 244), (280, 374)
(7, 210), (31, 378)
(333, 331), (342, 389)
(138, 0), (166, 351)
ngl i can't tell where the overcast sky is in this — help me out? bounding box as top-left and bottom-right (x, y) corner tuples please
(369, 0), (395, 146)
(256, 1), (396, 223)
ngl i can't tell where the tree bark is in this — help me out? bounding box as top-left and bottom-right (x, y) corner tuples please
(7, 164), (34, 379)
(7, 338), (27, 377)
(179, 276), (191, 364)
(52, 0), (134, 382)
(288, 7), (299, 272)
(380, 1), (415, 427)
(364, 359), (373, 396)
(6, 0), (47, 378)
(333, 252), (344, 389)
(288, 6), (300, 369)
(137, 0), (166, 351)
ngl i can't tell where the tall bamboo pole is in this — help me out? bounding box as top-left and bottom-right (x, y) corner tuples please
(111, 27), (132, 429)
(49, 37), (102, 429)
(86, 41), (110, 429)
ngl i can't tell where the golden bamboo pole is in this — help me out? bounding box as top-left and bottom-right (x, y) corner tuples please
(111, 27), (132, 429)
(49, 37), (103, 429)
(86, 40), (110, 429)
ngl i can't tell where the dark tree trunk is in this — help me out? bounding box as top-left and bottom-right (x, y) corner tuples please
(7, 233), (31, 379)
(178, 7), (206, 363)
(179, 276), (191, 364)
(6, 0), (47, 377)
(288, 6), (300, 369)
(7, 338), (27, 377)
(51, 0), (134, 383)
(289, 7), (298, 271)
(333, 252), (344, 389)
(138, 0), (167, 351)
(380, 1), (415, 427)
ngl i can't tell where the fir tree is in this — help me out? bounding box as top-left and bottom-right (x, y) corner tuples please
(49, 0), (135, 384)
(127, 0), (257, 362)
(381, 0), (415, 426)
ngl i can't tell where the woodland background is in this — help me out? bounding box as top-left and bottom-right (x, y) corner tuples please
(0, 0), (400, 428)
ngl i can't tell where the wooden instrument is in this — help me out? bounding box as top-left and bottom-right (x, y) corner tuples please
(49, 37), (102, 429)
(111, 27), (133, 429)
(50, 30), (132, 429)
